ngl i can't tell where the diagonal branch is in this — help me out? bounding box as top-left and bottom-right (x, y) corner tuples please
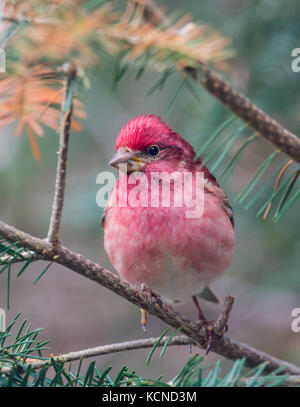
(200, 69), (300, 163)
(47, 63), (77, 245)
(140, 0), (300, 164)
(0, 220), (300, 375)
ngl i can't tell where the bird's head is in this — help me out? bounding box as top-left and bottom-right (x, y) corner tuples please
(109, 115), (196, 174)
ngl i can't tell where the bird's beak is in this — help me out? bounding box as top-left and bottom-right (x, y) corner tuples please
(109, 147), (145, 172)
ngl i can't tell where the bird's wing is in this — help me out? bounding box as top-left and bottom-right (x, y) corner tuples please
(223, 198), (235, 228)
(101, 186), (116, 230)
(197, 285), (220, 304)
(203, 177), (235, 229)
(195, 158), (235, 229)
(101, 207), (107, 229)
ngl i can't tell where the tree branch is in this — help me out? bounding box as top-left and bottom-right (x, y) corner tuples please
(2, 333), (298, 386)
(0, 335), (193, 373)
(47, 63), (77, 245)
(214, 294), (234, 337)
(141, 0), (300, 164)
(0, 221), (299, 375)
(200, 69), (300, 163)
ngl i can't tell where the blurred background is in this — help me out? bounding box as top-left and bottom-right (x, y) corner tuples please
(0, 0), (300, 379)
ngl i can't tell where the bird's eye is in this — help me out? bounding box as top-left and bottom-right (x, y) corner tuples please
(148, 145), (159, 156)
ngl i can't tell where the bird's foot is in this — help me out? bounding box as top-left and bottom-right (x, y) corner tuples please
(140, 284), (163, 332)
(141, 283), (163, 312)
(192, 295), (228, 355)
(195, 319), (228, 355)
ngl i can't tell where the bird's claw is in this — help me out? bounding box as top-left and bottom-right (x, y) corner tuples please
(140, 308), (148, 333)
(140, 284), (163, 332)
(195, 319), (227, 355)
(141, 283), (162, 313)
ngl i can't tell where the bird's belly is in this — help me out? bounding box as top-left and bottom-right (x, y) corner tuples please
(145, 255), (207, 302)
(104, 197), (235, 303)
(104, 216), (230, 303)
(106, 238), (206, 302)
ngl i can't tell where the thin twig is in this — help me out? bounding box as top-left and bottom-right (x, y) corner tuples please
(0, 335), (193, 374)
(214, 295), (234, 337)
(47, 63), (77, 245)
(0, 221), (299, 375)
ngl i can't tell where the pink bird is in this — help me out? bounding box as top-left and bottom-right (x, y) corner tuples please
(103, 115), (235, 352)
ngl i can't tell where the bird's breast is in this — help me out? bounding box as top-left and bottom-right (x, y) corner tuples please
(103, 175), (235, 302)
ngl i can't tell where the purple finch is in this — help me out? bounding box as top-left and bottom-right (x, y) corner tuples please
(103, 115), (235, 350)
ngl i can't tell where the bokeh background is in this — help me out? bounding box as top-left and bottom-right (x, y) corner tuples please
(1, 0), (300, 379)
